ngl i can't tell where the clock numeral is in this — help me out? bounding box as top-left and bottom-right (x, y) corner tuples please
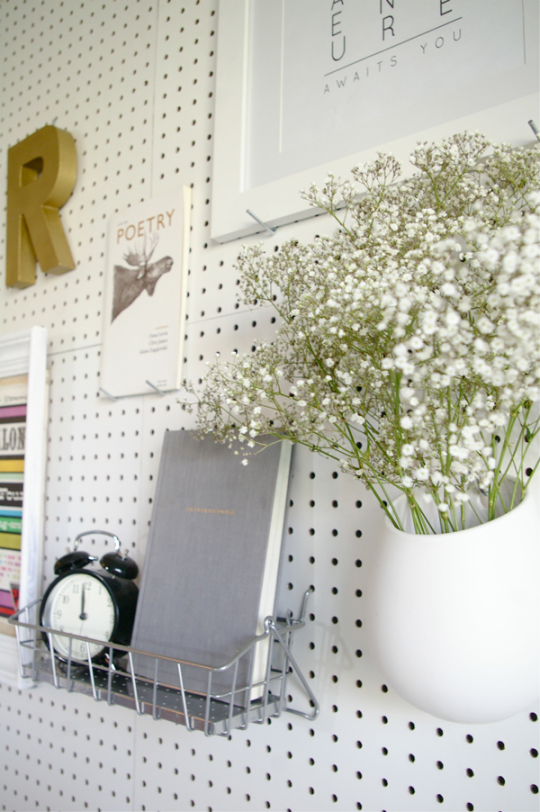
(72, 584), (80, 594)
(54, 609), (62, 618)
(62, 595), (70, 604)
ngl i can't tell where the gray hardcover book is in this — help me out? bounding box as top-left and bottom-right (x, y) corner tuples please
(130, 430), (293, 699)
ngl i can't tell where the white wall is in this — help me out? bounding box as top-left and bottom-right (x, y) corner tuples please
(0, 2), (538, 811)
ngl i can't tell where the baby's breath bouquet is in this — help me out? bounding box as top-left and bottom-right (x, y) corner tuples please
(186, 133), (540, 534)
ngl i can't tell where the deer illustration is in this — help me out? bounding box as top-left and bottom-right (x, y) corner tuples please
(111, 234), (174, 322)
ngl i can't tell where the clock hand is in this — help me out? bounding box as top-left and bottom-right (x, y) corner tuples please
(79, 584), (88, 621)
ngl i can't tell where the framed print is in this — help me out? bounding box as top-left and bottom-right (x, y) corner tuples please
(0, 327), (48, 688)
(211, 0), (539, 243)
(0, 375), (27, 635)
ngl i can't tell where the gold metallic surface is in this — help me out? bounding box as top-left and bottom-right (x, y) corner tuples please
(6, 125), (77, 288)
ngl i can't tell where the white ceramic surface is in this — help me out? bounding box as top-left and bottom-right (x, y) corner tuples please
(364, 491), (539, 723)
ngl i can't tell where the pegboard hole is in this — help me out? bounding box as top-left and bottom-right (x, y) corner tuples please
(497, 740), (505, 750)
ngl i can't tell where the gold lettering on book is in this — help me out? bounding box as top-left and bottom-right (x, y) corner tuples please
(116, 210), (175, 244)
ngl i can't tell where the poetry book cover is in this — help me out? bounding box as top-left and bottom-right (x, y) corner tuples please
(100, 187), (191, 397)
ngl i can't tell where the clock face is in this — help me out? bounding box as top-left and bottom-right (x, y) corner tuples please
(41, 572), (117, 662)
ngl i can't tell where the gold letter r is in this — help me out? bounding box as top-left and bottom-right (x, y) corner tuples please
(6, 125), (77, 288)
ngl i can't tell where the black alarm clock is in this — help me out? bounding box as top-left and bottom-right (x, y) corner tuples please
(40, 530), (139, 664)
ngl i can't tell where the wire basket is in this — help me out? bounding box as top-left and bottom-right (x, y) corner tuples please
(9, 588), (319, 736)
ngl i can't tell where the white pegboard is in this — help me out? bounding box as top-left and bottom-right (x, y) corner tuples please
(0, 1), (539, 811)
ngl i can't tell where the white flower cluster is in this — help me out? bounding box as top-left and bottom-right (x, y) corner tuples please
(186, 134), (540, 534)
(373, 203), (539, 494)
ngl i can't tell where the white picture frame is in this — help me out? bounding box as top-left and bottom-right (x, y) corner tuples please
(0, 327), (48, 688)
(211, 0), (539, 244)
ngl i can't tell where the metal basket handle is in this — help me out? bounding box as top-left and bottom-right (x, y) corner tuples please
(73, 530), (121, 553)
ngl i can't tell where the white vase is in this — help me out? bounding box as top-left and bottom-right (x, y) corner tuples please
(364, 490), (539, 723)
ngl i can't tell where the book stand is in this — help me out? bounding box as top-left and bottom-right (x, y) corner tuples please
(9, 588), (319, 736)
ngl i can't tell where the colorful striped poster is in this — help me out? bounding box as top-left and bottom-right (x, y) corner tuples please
(0, 393), (26, 619)
(0, 549), (20, 617)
